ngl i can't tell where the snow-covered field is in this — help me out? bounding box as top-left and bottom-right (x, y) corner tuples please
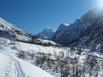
(0, 38), (103, 77)
(0, 47), (54, 77)
(15, 41), (66, 55)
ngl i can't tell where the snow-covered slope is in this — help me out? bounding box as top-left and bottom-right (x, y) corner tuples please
(1, 35), (103, 77)
(0, 17), (59, 46)
(0, 17), (32, 42)
(0, 48), (54, 77)
(14, 41), (64, 55)
(8, 41), (103, 77)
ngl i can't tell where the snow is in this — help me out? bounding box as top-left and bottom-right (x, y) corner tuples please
(1, 37), (103, 77)
(0, 17), (23, 32)
(16, 56), (54, 77)
(63, 23), (69, 26)
(0, 17), (13, 30)
(0, 50), (54, 77)
(16, 35), (32, 41)
(0, 17), (32, 42)
(1, 38), (103, 77)
(0, 53), (24, 77)
(38, 39), (58, 45)
(15, 41), (65, 55)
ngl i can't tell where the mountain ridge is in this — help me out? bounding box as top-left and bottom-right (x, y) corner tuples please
(52, 8), (103, 48)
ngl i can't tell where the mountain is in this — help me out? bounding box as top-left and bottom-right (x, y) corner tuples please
(0, 17), (33, 42)
(77, 16), (103, 52)
(36, 28), (54, 40)
(1, 8), (103, 77)
(52, 23), (69, 45)
(0, 17), (57, 77)
(53, 8), (103, 46)
(1, 16), (103, 77)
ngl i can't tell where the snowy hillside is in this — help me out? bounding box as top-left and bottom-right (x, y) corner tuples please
(1, 39), (103, 77)
(0, 46), (54, 77)
(0, 35), (102, 77)
(0, 17), (32, 42)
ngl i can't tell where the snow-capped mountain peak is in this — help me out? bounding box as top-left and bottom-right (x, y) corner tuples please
(0, 17), (13, 30)
(0, 17), (33, 42)
(62, 23), (69, 26)
(36, 28), (55, 40)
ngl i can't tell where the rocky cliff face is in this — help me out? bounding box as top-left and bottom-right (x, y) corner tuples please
(53, 9), (103, 46)
(36, 28), (54, 40)
(77, 16), (103, 52)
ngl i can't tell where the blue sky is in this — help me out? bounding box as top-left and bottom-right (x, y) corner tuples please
(0, 0), (98, 34)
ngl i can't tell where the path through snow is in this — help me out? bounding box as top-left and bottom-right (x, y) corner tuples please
(0, 52), (54, 77)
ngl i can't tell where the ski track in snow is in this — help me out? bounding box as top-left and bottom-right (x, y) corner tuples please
(0, 50), (54, 77)
(0, 54), (25, 77)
